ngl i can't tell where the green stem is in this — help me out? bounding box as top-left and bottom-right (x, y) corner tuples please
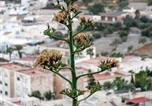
(77, 68), (109, 80)
(68, 16), (78, 106)
(73, 98), (78, 106)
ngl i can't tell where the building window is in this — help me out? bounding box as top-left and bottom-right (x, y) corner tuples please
(5, 91), (8, 95)
(108, 17), (113, 21)
(0, 91), (2, 94)
(17, 77), (20, 81)
(0, 81), (2, 84)
(5, 83), (8, 86)
(4, 74), (8, 77)
(101, 16), (105, 20)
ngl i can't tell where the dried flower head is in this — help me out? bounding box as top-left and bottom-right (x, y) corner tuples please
(79, 16), (95, 29)
(53, 11), (68, 23)
(99, 59), (118, 70)
(70, 4), (79, 13)
(34, 49), (63, 68)
(74, 32), (92, 47)
(79, 16), (87, 23)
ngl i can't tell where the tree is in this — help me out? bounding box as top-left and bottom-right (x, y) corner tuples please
(113, 77), (128, 91)
(140, 16), (149, 23)
(135, 71), (152, 91)
(34, 0), (117, 106)
(30, 91), (42, 100)
(138, 37), (147, 44)
(43, 3), (58, 9)
(6, 47), (14, 61)
(141, 26), (152, 38)
(148, 0), (152, 6)
(88, 3), (105, 15)
(135, 10), (140, 19)
(82, 0), (93, 6)
(92, 33), (101, 39)
(118, 0), (129, 10)
(124, 15), (137, 29)
(86, 48), (94, 58)
(129, 70), (135, 85)
(111, 52), (123, 57)
(127, 45), (133, 53)
(44, 91), (55, 100)
(119, 31), (128, 42)
(14, 45), (23, 58)
(103, 81), (113, 90)
(86, 70), (97, 89)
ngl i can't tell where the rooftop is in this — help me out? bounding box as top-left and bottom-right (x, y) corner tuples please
(0, 63), (29, 71)
(127, 97), (152, 104)
(0, 63), (50, 75)
(19, 68), (49, 76)
(100, 12), (127, 17)
(82, 70), (129, 82)
(77, 56), (115, 67)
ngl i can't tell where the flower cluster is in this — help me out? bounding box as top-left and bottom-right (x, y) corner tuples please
(79, 16), (95, 29)
(99, 59), (118, 70)
(34, 49), (63, 69)
(53, 11), (68, 23)
(74, 33), (92, 50)
(70, 4), (79, 13)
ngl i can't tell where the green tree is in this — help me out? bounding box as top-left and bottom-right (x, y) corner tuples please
(148, 0), (152, 6)
(14, 45), (23, 58)
(44, 91), (55, 100)
(138, 37), (147, 44)
(103, 81), (113, 90)
(140, 16), (149, 23)
(113, 77), (128, 91)
(135, 71), (152, 91)
(124, 15), (137, 29)
(92, 33), (101, 39)
(127, 45), (133, 53)
(119, 31), (128, 42)
(141, 26), (152, 38)
(111, 52), (123, 57)
(86, 48), (94, 58)
(118, 0), (129, 10)
(88, 3), (105, 15)
(30, 91), (43, 100)
(6, 47), (14, 61)
(82, 0), (93, 6)
(87, 70), (97, 89)
(34, 0), (117, 106)
(135, 10), (140, 19)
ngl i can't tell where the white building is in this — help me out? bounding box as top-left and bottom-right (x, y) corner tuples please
(14, 68), (53, 97)
(119, 56), (152, 73)
(0, 64), (28, 98)
(0, 97), (40, 106)
(21, 0), (48, 9)
(0, 63), (53, 99)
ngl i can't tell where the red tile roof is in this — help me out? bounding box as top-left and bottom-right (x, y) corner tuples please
(0, 63), (29, 71)
(82, 71), (128, 81)
(128, 97), (152, 104)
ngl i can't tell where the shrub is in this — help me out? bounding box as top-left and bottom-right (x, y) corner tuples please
(44, 91), (55, 100)
(30, 91), (43, 100)
(92, 33), (101, 39)
(138, 37), (147, 44)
